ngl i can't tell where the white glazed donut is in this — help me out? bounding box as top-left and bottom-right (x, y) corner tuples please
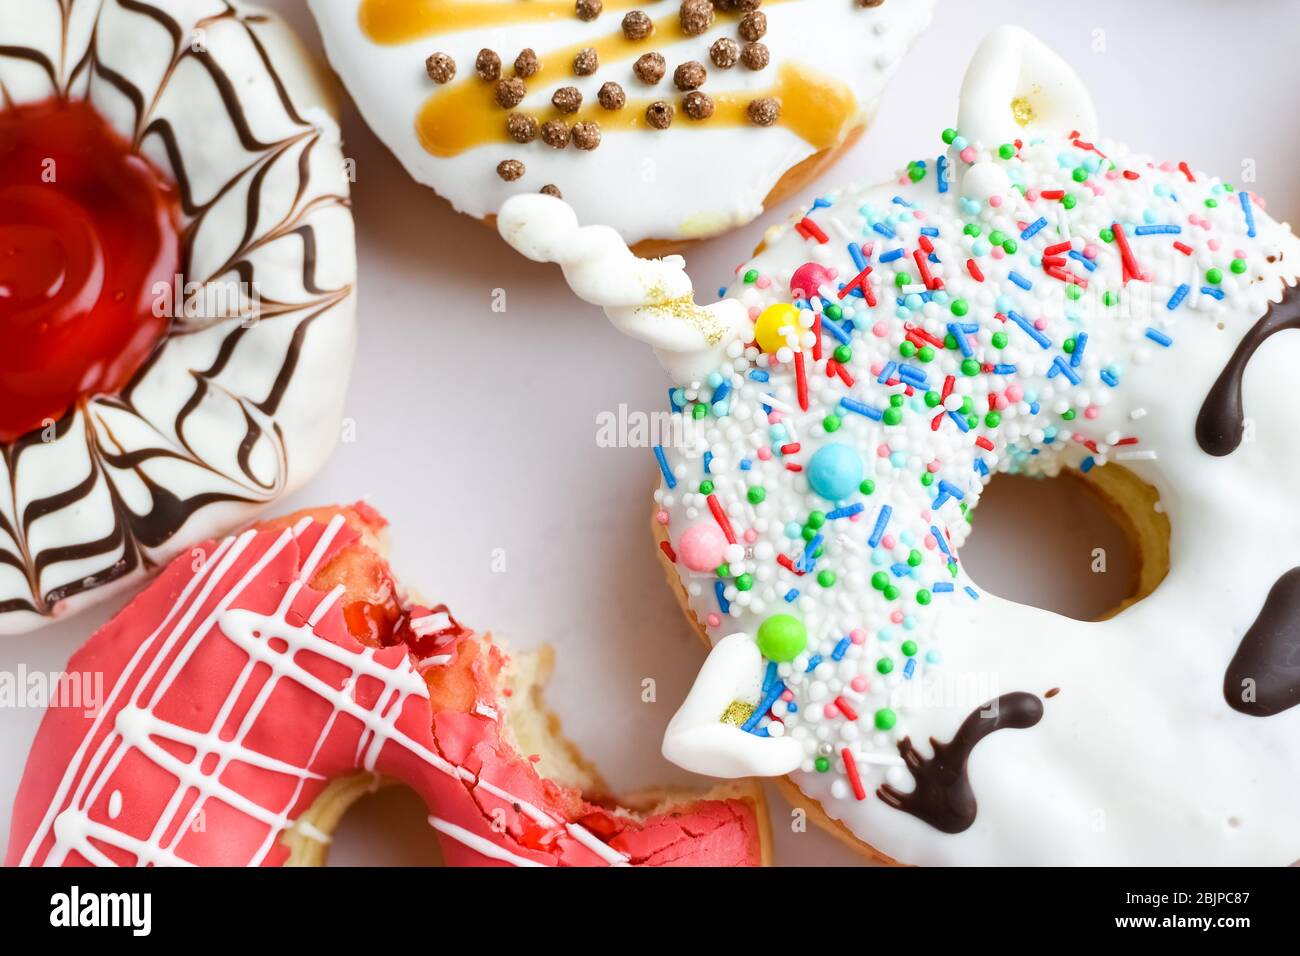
(309, 0), (933, 250)
(0, 0), (357, 634)
(500, 26), (1300, 864)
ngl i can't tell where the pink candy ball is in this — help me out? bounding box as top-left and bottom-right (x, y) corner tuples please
(678, 522), (729, 572)
(790, 262), (835, 300)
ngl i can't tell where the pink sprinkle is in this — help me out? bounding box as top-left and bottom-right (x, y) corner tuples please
(1208, 238), (1221, 251)
(959, 146), (976, 164)
(1006, 384), (1024, 402)
(988, 195), (1003, 208)
(991, 247), (1005, 260)
(781, 689), (794, 702)
(757, 446), (772, 461)
(1034, 317), (1048, 330)
(1025, 188), (1040, 202)
(748, 305), (761, 320)
(1084, 405), (1100, 420)
(890, 610), (904, 624)
(851, 676), (869, 693)
(823, 703), (839, 720)
(655, 510), (670, 525)
(743, 528), (758, 543)
(755, 275), (771, 289)
(1082, 244), (1099, 259)
(872, 321), (889, 338)
(876, 444), (891, 458)
(926, 460), (940, 473)
(881, 534), (896, 550)
(924, 535), (937, 549)
(707, 613), (721, 628)
(849, 628), (866, 645)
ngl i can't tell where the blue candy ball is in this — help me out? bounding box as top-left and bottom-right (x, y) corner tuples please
(807, 443), (864, 502)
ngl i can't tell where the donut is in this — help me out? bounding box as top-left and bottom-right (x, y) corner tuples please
(308, 0), (933, 254)
(7, 503), (770, 866)
(0, 0), (357, 633)
(499, 26), (1300, 864)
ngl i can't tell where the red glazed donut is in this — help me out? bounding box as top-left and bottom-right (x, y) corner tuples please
(7, 504), (769, 866)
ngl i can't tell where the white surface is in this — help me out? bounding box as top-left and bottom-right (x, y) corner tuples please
(2, 0), (1298, 867)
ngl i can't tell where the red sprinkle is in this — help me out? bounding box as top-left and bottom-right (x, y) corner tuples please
(832, 362), (854, 387)
(1173, 241), (1193, 256)
(966, 258), (984, 282)
(1110, 222), (1144, 283)
(914, 248), (943, 291)
(707, 493), (737, 544)
(811, 313), (823, 361)
(794, 350), (809, 411)
(842, 748), (867, 801)
(1043, 241), (1072, 256)
(1178, 161), (1196, 183)
(837, 264), (875, 305)
(795, 216), (829, 243)
(833, 696), (859, 721)
(777, 553), (804, 576)
(780, 442), (801, 455)
(659, 540), (677, 563)
(975, 436), (995, 451)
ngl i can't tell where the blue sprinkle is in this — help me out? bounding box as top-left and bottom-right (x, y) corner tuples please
(812, 197), (832, 210)
(878, 248), (905, 263)
(654, 445), (676, 488)
(903, 658), (916, 679)
(742, 680), (785, 733)
(1068, 249), (1098, 272)
(1008, 271), (1033, 291)
(1166, 283), (1190, 311)
(1241, 190), (1257, 238)
(868, 505), (892, 548)
(1047, 354), (1081, 385)
(920, 226), (940, 237)
(891, 562), (912, 578)
(840, 398), (884, 421)
(669, 388), (684, 411)
(1145, 327), (1172, 347)
(1021, 217), (1048, 240)
(947, 410), (970, 432)
(933, 582), (954, 593)
(714, 580), (729, 614)
(937, 479), (965, 500)
(749, 369), (770, 382)
(872, 222), (896, 239)
(936, 154), (949, 193)
(1201, 286), (1225, 300)
(1080, 455), (1096, 474)
(821, 317), (851, 344)
(948, 323), (974, 357)
(992, 363), (1017, 375)
(703, 450), (713, 474)
(931, 526), (952, 557)
(974, 458), (989, 476)
(1007, 310), (1051, 348)
(784, 588), (799, 603)
(1099, 368), (1119, 387)
(804, 655), (822, 673)
(711, 381), (731, 405)
(877, 361), (899, 384)
(848, 242), (868, 271)
(1133, 224), (1181, 236)
(898, 364), (930, 389)
(740, 459), (752, 471)
(1070, 331), (1088, 368)
(964, 586), (980, 600)
(826, 502), (865, 520)
(891, 194), (914, 206)
(831, 636), (851, 661)
(762, 661), (778, 694)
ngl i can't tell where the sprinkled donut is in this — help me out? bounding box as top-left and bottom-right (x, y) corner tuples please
(308, 0), (933, 252)
(7, 504), (769, 867)
(0, 0), (357, 633)
(499, 26), (1300, 864)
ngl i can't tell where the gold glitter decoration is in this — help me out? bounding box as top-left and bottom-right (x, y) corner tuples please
(1010, 95), (1036, 127)
(637, 294), (729, 345)
(720, 700), (756, 726)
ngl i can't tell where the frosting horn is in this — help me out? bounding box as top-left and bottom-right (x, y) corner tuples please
(498, 194), (747, 384)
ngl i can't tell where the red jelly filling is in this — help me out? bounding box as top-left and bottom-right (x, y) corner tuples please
(0, 98), (181, 443)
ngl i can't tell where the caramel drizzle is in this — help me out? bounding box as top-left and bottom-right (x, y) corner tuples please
(0, 0), (353, 623)
(357, 0), (858, 158)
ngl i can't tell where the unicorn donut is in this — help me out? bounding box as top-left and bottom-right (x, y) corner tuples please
(7, 504), (769, 867)
(498, 26), (1300, 864)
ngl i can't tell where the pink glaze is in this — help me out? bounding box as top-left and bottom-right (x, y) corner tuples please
(7, 509), (763, 868)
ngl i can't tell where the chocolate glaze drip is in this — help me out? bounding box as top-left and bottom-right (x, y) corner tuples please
(0, 0), (353, 625)
(877, 692), (1044, 833)
(1196, 283), (1300, 456)
(1224, 567), (1300, 716)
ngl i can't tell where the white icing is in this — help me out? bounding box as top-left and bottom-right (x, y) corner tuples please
(0, 0), (357, 634)
(309, 0), (934, 245)
(501, 30), (1300, 863)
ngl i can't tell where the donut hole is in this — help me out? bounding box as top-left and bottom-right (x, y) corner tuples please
(962, 466), (1168, 621)
(325, 783), (446, 866)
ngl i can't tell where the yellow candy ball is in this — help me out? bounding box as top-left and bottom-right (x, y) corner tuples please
(754, 303), (801, 354)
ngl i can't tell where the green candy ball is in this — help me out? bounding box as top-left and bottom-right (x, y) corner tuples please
(756, 615), (807, 663)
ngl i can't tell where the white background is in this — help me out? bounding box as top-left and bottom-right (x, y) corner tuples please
(2, 0), (1298, 867)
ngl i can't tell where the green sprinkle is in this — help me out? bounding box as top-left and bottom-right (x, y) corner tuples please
(963, 223), (982, 237)
(874, 708), (897, 731)
(901, 640), (918, 657)
(735, 573), (753, 591)
(950, 298), (969, 317)
(1103, 290), (1119, 307)
(860, 479), (876, 495)
(747, 486), (766, 504)
(1205, 198), (1218, 208)
(876, 657), (894, 675)
(699, 480), (714, 495)
(822, 414), (841, 433)
(817, 570), (836, 588)
(833, 344), (853, 364)
(920, 472), (934, 487)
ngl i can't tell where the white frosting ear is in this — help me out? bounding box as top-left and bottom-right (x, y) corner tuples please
(498, 194), (747, 384)
(957, 26), (1098, 147)
(661, 633), (803, 778)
